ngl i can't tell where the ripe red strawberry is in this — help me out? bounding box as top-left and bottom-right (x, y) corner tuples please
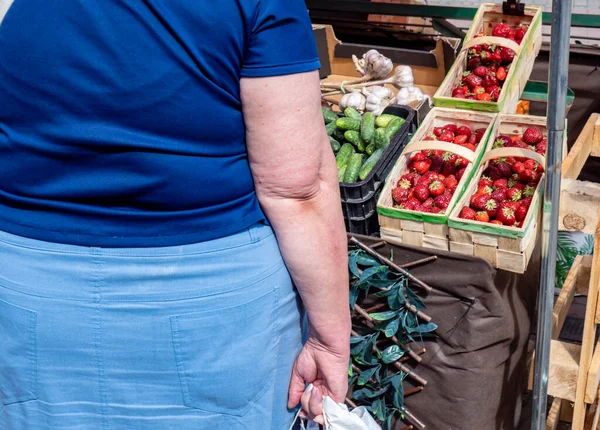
(456, 126), (472, 138)
(476, 185), (494, 196)
(523, 128), (544, 145)
(406, 172), (421, 187)
(434, 193), (452, 210)
(412, 152), (428, 162)
(462, 142), (477, 152)
(496, 202), (517, 226)
(454, 135), (468, 145)
(536, 140), (547, 155)
(442, 163), (457, 177)
(403, 197), (420, 211)
(443, 124), (458, 134)
(483, 73), (498, 88)
(439, 131), (455, 142)
(459, 206), (476, 220)
(466, 94), (477, 100)
(473, 86), (486, 95)
(488, 49), (502, 63)
(412, 159), (432, 175)
(452, 88), (468, 99)
(474, 66), (488, 77)
(455, 157), (469, 169)
(422, 198), (434, 210)
(463, 73), (483, 90)
(429, 181), (445, 197)
(470, 193), (489, 211)
(496, 67), (507, 81)
(493, 178), (508, 189)
(513, 182), (525, 191)
(523, 184), (537, 198)
(491, 188), (507, 203)
(468, 134), (478, 145)
(515, 205), (528, 222)
(457, 167), (467, 181)
(508, 174), (519, 188)
(431, 207), (442, 214)
(430, 156), (444, 173)
(392, 187), (411, 204)
(506, 187), (522, 202)
(433, 127), (445, 137)
(519, 169), (538, 183)
(500, 47), (515, 64)
(512, 161), (525, 174)
(520, 196), (533, 210)
(483, 166), (502, 181)
(477, 93), (492, 102)
(483, 198), (499, 218)
(474, 128), (487, 143)
(475, 211), (490, 223)
(479, 177), (493, 187)
(414, 185), (429, 202)
(487, 63), (498, 73)
(444, 175), (458, 190)
(492, 23), (511, 38)
(491, 220), (503, 225)
(524, 159), (538, 171)
(515, 28), (527, 41)
(396, 178), (411, 190)
(495, 135), (512, 148)
(467, 57), (482, 70)
(489, 86), (500, 102)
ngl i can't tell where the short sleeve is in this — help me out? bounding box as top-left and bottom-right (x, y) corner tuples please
(241, 0), (321, 77)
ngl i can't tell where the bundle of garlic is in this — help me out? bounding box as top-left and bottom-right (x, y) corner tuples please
(321, 49), (429, 114)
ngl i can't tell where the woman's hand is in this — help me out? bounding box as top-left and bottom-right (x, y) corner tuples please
(288, 335), (350, 424)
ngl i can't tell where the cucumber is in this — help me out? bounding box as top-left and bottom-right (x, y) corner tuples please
(375, 127), (390, 148)
(335, 117), (361, 131)
(322, 107), (338, 124)
(325, 121), (337, 136)
(355, 135), (367, 153)
(375, 114), (399, 128)
(335, 143), (354, 169)
(359, 149), (384, 181)
(344, 130), (360, 145)
(332, 128), (345, 142)
(329, 136), (341, 153)
(343, 153), (365, 184)
(384, 117), (405, 140)
(343, 107), (362, 120)
(361, 112), (375, 143)
(338, 165), (347, 182)
(365, 143), (377, 155)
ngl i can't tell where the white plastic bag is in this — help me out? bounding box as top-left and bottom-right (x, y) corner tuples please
(322, 396), (382, 430)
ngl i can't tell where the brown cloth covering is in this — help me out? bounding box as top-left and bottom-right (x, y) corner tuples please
(351, 234), (540, 429)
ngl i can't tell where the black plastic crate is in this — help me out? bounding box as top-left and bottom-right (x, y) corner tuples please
(344, 209), (380, 236)
(340, 105), (416, 220)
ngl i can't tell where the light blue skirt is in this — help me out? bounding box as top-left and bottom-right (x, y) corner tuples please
(0, 222), (304, 429)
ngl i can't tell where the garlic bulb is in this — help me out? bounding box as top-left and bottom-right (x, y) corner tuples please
(365, 85), (394, 100)
(391, 65), (415, 89)
(340, 90), (366, 112)
(364, 50), (393, 80)
(406, 86), (425, 104)
(396, 87), (410, 106)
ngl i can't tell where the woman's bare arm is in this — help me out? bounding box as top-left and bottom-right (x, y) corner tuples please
(241, 70), (350, 418)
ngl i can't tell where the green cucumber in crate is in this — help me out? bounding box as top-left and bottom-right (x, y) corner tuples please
(374, 128), (390, 149)
(335, 143), (354, 169)
(343, 153), (365, 184)
(336, 117), (361, 132)
(343, 107), (362, 120)
(325, 121), (337, 136)
(365, 143), (377, 155)
(322, 107), (338, 124)
(359, 149), (384, 181)
(328, 136), (341, 153)
(384, 117), (405, 140)
(375, 114), (398, 128)
(360, 112), (375, 143)
(338, 165), (347, 182)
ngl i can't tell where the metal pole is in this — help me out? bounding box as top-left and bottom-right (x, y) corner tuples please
(531, 0), (572, 428)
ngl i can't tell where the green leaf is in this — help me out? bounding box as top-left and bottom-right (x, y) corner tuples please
(581, 234), (595, 255)
(349, 284), (360, 309)
(356, 253), (380, 267)
(381, 344), (404, 364)
(385, 412), (395, 430)
(392, 386), (404, 409)
(360, 265), (389, 284)
(358, 364), (381, 386)
(370, 310), (398, 321)
(405, 287), (425, 309)
(349, 251), (360, 277)
(353, 386), (388, 400)
(408, 322), (438, 334)
(384, 317), (400, 338)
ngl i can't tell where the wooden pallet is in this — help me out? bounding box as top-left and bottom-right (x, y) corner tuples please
(560, 113), (600, 235)
(433, 3), (542, 113)
(530, 206), (600, 430)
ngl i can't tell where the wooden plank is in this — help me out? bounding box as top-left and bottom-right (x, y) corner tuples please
(423, 222), (448, 239)
(422, 235), (449, 251)
(401, 219), (425, 233)
(546, 397), (562, 430)
(562, 113), (598, 180)
(591, 116), (600, 157)
(496, 249), (526, 274)
(401, 230), (423, 247)
(587, 342), (600, 404)
(547, 340), (581, 402)
(473, 243), (498, 267)
(553, 256), (582, 338)
(560, 181), (600, 235)
(572, 209), (600, 430)
(449, 241), (473, 255)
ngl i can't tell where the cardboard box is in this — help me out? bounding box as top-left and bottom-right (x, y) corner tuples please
(318, 24), (460, 124)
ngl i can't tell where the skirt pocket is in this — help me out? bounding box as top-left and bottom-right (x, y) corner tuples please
(0, 298), (37, 407)
(170, 286), (278, 416)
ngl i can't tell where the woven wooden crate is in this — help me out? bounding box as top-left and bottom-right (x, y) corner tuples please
(447, 114), (550, 273)
(433, 3), (542, 113)
(377, 108), (497, 251)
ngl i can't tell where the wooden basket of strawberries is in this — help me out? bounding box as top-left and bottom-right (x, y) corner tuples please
(447, 114), (551, 273)
(433, 3), (542, 113)
(377, 108), (497, 251)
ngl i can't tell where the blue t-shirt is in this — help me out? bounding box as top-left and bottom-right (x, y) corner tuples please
(0, 0), (319, 247)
